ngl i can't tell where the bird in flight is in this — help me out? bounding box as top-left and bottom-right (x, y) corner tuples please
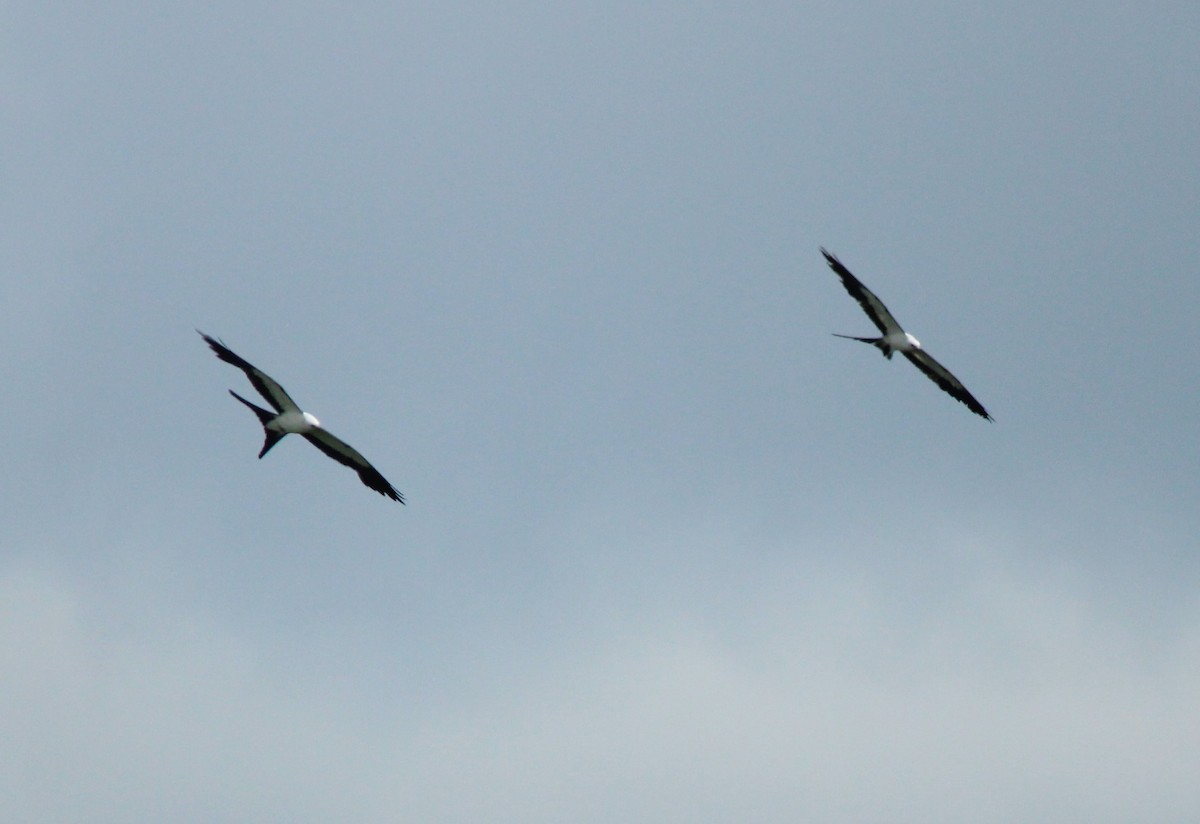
(198, 331), (405, 501)
(821, 248), (993, 421)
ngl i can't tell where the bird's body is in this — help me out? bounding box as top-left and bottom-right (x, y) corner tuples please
(198, 331), (404, 502)
(822, 248), (992, 421)
(265, 409), (320, 435)
(834, 329), (921, 359)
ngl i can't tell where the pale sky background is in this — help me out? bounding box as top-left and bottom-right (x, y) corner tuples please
(4, 3), (1200, 822)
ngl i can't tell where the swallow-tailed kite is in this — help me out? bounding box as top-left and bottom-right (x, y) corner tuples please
(822, 248), (992, 421)
(199, 331), (404, 501)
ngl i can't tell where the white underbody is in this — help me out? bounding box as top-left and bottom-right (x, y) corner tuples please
(883, 330), (921, 353)
(267, 410), (321, 433)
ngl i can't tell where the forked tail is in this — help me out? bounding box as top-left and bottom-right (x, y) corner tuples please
(832, 333), (893, 359)
(228, 390), (286, 458)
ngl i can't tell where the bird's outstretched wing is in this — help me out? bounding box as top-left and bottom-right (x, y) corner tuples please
(303, 428), (405, 503)
(903, 348), (993, 421)
(198, 331), (300, 414)
(821, 248), (903, 335)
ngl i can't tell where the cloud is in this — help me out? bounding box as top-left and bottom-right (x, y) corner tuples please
(3, 541), (1197, 824)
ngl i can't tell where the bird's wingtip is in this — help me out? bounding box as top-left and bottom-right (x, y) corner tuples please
(197, 329), (225, 349)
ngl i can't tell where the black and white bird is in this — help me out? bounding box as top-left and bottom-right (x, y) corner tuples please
(198, 331), (404, 501)
(822, 248), (992, 421)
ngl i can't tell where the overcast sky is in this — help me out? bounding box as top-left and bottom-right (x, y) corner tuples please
(3, 3), (1199, 821)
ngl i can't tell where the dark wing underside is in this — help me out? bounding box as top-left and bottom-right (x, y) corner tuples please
(903, 349), (993, 421)
(197, 331), (300, 414)
(821, 248), (903, 335)
(303, 429), (405, 503)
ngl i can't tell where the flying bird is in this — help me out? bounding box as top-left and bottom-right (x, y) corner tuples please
(822, 248), (992, 421)
(198, 331), (405, 501)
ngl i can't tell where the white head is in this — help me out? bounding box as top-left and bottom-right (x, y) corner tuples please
(303, 411), (321, 428)
(904, 332), (922, 350)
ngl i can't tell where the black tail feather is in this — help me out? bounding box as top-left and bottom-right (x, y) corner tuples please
(832, 333), (892, 359)
(257, 430), (286, 459)
(228, 390), (286, 458)
(229, 389), (274, 425)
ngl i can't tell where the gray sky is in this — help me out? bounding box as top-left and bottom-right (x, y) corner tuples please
(3, 2), (1199, 821)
